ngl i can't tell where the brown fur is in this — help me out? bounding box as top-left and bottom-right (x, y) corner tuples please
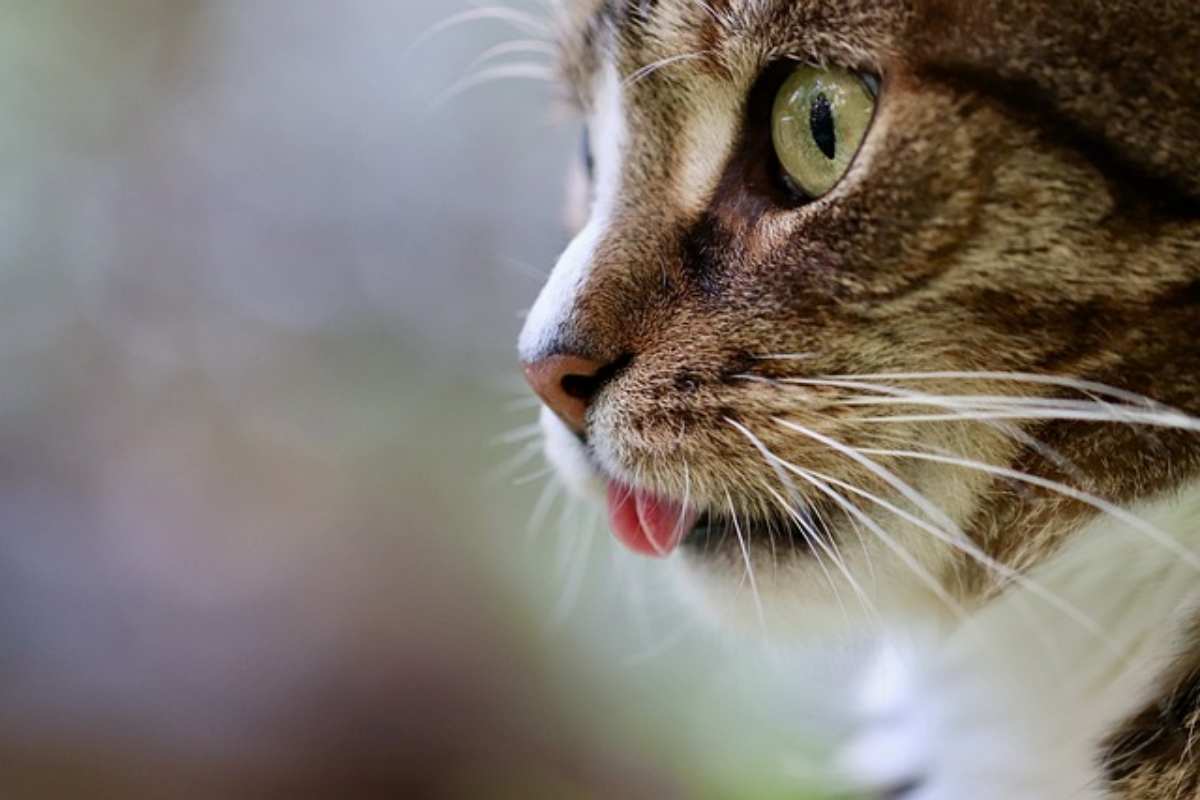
(536, 1), (1200, 795)
(1106, 637), (1200, 800)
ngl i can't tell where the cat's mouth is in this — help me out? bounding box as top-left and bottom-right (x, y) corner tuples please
(604, 482), (699, 557)
(553, 416), (817, 560)
(604, 480), (817, 559)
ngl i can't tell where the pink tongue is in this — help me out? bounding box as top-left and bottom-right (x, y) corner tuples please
(606, 483), (698, 558)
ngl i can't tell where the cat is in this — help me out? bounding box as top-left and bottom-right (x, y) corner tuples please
(516, 1), (1200, 797)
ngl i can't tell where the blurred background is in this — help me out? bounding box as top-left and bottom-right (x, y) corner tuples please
(1, 2), (848, 797)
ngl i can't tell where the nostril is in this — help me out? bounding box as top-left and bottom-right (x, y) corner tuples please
(560, 353), (633, 403)
(560, 372), (598, 401)
(566, 352), (633, 400)
(522, 352), (633, 433)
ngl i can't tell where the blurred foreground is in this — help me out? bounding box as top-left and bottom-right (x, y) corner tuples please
(1, 2), (844, 797)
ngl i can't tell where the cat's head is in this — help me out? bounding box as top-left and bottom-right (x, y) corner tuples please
(518, 0), (1200, 630)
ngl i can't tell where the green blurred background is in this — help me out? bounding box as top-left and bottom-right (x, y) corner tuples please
(1, 2), (849, 797)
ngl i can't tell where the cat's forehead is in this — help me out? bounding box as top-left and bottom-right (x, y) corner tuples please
(557, 0), (905, 108)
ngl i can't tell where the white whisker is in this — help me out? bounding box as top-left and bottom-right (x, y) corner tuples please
(612, 547), (654, 649)
(525, 478), (562, 545)
(726, 419), (850, 617)
(487, 439), (542, 484)
(727, 492), (769, 642)
(622, 619), (699, 667)
(551, 508), (597, 627)
(774, 418), (962, 537)
(467, 38), (558, 71)
(553, 495), (581, 577)
(776, 459), (966, 621)
(754, 375), (1096, 485)
(801, 465), (1113, 647)
(853, 409), (1200, 430)
(762, 485), (852, 623)
(727, 419), (880, 621)
(411, 6), (551, 53)
(858, 447), (1200, 571)
(624, 50), (713, 86)
(491, 422), (543, 446)
(826, 371), (1176, 410)
(832, 395), (1153, 412)
(690, 0), (725, 24)
(753, 353), (816, 362)
(503, 396), (542, 412)
(512, 465), (555, 486)
(499, 256), (551, 282)
(678, 459), (693, 544)
(434, 63), (557, 108)
(766, 485), (882, 625)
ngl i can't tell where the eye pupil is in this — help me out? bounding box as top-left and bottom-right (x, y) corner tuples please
(809, 92), (837, 161)
(772, 64), (876, 201)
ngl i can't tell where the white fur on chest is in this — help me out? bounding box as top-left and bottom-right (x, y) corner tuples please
(843, 481), (1200, 800)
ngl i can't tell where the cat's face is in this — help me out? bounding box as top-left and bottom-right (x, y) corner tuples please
(519, 0), (1200, 629)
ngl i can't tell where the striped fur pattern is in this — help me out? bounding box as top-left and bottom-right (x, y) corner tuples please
(516, 1), (1200, 796)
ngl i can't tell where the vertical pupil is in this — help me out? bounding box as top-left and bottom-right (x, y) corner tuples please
(809, 92), (837, 160)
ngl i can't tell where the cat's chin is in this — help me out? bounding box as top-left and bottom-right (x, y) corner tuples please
(667, 551), (877, 640)
(541, 410), (867, 631)
(538, 409), (954, 634)
(668, 546), (964, 642)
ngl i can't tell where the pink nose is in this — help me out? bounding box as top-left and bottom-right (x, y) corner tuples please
(521, 354), (611, 433)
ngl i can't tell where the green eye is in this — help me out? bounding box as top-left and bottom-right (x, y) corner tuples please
(771, 64), (877, 200)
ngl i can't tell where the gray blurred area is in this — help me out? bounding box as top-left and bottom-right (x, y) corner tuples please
(0, 2), (837, 797)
